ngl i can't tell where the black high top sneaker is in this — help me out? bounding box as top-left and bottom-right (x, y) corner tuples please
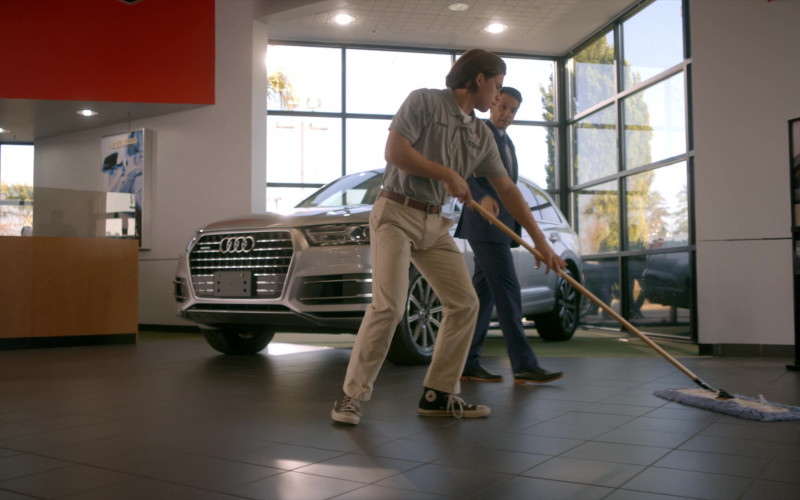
(417, 387), (490, 418)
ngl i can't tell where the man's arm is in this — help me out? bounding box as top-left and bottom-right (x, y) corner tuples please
(488, 175), (566, 272)
(385, 129), (472, 203)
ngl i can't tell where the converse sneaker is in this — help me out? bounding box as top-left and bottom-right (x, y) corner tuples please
(417, 387), (490, 418)
(331, 395), (361, 424)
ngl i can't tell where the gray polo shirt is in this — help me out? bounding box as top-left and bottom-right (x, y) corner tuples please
(383, 88), (507, 205)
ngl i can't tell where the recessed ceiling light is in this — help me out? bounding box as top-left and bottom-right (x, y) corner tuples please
(333, 13), (355, 25)
(448, 2), (469, 11)
(77, 109), (98, 117)
(484, 23), (508, 34)
(0, 127), (9, 134)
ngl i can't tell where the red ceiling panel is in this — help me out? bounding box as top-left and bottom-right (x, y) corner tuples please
(0, 0), (214, 104)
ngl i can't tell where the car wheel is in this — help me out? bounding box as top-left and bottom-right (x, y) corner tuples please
(532, 267), (580, 341)
(202, 328), (275, 355)
(387, 267), (442, 365)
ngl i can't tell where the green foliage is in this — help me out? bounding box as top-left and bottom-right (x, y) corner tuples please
(268, 71), (297, 110)
(1, 183), (33, 201)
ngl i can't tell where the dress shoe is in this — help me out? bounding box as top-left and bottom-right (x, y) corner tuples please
(461, 365), (503, 382)
(514, 367), (563, 384)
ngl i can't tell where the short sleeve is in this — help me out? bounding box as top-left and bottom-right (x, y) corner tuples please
(389, 89), (431, 144)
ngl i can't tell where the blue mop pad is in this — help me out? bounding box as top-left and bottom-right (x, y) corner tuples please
(654, 388), (800, 422)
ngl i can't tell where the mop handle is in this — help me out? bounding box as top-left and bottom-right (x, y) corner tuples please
(467, 199), (702, 382)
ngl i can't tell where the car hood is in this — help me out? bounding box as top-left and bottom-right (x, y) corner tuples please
(199, 205), (372, 233)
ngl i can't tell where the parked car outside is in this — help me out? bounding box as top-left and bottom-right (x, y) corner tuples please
(174, 169), (582, 365)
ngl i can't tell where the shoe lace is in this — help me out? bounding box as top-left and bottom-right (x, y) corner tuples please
(446, 395), (465, 419)
(339, 396), (359, 413)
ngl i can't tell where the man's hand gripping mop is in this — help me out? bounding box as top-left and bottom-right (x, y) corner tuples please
(468, 199), (800, 422)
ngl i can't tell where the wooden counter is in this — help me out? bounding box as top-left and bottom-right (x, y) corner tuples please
(0, 236), (138, 348)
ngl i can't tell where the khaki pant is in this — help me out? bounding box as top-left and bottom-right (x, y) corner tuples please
(343, 197), (479, 400)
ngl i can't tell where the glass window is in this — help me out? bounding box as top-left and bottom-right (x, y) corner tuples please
(532, 187), (561, 224)
(267, 116), (342, 184)
(627, 252), (691, 336)
(345, 49), (451, 115)
(345, 118), (390, 174)
(581, 257), (621, 328)
(267, 45), (342, 112)
(622, 0), (684, 89)
(575, 180), (618, 254)
(498, 57), (554, 122)
(509, 124), (554, 190)
(572, 106), (617, 185)
(517, 180), (541, 220)
(567, 31), (616, 117)
(625, 162), (688, 250)
(0, 144), (34, 236)
(624, 73), (685, 170)
(266, 186), (321, 214)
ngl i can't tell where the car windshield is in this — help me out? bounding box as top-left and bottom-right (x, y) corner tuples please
(296, 170), (383, 208)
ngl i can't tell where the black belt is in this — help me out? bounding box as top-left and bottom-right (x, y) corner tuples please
(379, 190), (441, 214)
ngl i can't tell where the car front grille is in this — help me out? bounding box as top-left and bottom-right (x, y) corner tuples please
(188, 231), (293, 298)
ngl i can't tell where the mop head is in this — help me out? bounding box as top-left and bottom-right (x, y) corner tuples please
(654, 388), (800, 422)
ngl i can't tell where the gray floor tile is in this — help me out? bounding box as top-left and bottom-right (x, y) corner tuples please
(594, 427), (693, 448)
(758, 459), (800, 484)
(522, 456), (644, 487)
(376, 463), (510, 497)
(295, 452), (420, 483)
(477, 475), (612, 500)
(621, 466), (754, 499)
(563, 441), (671, 465)
(225, 471), (364, 500)
(741, 479), (800, 500)
(0, 464), (133, 499)
(0, 453), (72, 481)
(654, 449), (769, 477)
(433, 446), (550, 474)
(1, 335), (798, 500)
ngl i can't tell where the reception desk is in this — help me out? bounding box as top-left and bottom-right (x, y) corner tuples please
(0, 236), (138, 348)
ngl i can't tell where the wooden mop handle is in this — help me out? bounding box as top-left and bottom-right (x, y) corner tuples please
(467, 199), (700, 381)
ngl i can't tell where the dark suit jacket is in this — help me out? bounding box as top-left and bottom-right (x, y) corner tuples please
(455, 120), (521, 246)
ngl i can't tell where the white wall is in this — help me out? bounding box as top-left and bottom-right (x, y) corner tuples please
(34, 0), (268, 325)
(691, 0), (800, 344)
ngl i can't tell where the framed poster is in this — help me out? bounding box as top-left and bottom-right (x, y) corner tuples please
(101, 128), (151, 249)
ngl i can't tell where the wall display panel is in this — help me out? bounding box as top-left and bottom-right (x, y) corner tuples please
(622, 0), (684, 89)
(625, 162), (688, 250)
(267, 116), (342, 184)
(574, 180), (619, 254)
(267, 45), (342, 112)
(345, 49), (451, 115)
(572, 106), (618, 185)
(623, 73), (686, 170)
(345, 118), (391, 174)
(567, 31), (616, 117)
(100, 129), (151, 249)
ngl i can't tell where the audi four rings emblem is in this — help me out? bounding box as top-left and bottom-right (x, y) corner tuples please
(219, 236), (256, 253)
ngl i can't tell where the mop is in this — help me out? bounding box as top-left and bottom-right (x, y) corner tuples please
(468, 199), (800, 422)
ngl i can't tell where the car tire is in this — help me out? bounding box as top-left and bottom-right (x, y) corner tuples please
(202, 328), (275, 355)
(387, 267), (441, 365)
(532, 266), (580, 342)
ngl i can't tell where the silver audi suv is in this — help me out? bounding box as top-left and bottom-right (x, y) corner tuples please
(174, 169), (582, 365)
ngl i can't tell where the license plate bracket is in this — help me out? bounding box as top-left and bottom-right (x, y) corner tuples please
(213, 271), (253, 297)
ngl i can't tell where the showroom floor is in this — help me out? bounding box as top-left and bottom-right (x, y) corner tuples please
(1, 332), (798, 500)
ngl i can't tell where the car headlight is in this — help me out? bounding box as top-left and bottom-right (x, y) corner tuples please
(304, 224), (370, 246)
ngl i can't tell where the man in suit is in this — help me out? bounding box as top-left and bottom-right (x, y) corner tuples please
(455, 87), (563, 384)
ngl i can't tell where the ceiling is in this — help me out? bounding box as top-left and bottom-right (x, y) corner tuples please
(0, 0), (641, 144)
